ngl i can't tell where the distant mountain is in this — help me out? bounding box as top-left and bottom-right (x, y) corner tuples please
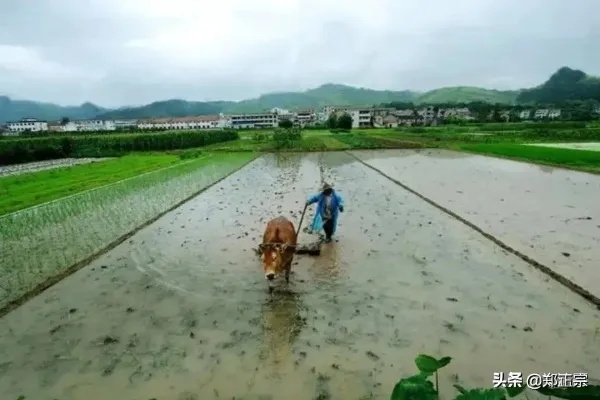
(2, 67), (599, 122)
(225, 84), (417, 113)
(96, 99), (236, 120)
(415, 86), (519, 105)
(0, 96), (106, 123)
(517, 66), (600, 104)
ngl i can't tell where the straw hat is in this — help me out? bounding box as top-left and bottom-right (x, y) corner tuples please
(321, 182), (333, 191)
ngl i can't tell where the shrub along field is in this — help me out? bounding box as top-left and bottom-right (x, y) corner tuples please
(0, 129), (240, 165)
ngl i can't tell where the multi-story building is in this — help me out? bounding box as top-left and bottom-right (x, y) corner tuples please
(296, 109), (316, 127)
(137, 116), (219, 130)
(548, 109), (561, 119)
(62, 120), (116, 132)
(519, 110), (532, 120)
(6, 118), (48, 133)
(114, 120), (139, 130)
(444, 108), (473, 120)
(228, 113), (278, 129)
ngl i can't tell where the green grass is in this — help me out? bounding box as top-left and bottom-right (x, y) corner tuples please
(0, 154), (182, 215)
(458, 143), (600, 172)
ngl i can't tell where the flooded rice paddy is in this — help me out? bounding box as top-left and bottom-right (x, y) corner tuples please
(351, 149), (600, 302)
(0, 151), (599, 400)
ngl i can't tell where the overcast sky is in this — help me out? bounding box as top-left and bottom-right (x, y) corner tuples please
(1, 0), (599, 107)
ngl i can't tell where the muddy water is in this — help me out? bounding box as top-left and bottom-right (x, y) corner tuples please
(352, 149), (600, 301)
(0, 152), (599, 400)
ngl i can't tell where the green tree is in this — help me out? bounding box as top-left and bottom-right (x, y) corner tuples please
(327, 113), (338, 129)
(278, 119), (293, 128)
(337, 113), (353, 130)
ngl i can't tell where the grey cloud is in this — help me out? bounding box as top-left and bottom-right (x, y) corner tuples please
(0, 0), (599, 107)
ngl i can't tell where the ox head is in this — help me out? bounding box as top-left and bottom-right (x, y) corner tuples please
(259, 243), (296, 281)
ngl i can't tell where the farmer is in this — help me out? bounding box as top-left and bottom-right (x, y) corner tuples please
(306, 182), (344, 242)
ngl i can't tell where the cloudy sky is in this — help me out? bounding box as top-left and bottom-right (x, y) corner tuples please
(1, 0), (598, 107)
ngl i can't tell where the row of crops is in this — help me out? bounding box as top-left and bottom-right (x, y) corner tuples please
(0, 130), (240, 165)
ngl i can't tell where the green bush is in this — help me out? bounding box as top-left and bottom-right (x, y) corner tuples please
(330, 128), (351, 134)
(252, 132), (269, 142)
(391, 354), (599, 400)
(0, 130), (240, 165)
(271, 127), (303, 149)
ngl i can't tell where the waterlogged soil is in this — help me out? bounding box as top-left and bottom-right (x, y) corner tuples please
(0, 157), (113, 177)
(0, 152), (599, 400)
(351, 149), (600, 301)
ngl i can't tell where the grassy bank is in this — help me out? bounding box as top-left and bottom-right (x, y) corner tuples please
(0, 154), (185, 215)
(0, 152), (257, 312)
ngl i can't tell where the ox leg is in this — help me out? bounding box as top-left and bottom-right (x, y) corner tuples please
(284, 260), (292, 284)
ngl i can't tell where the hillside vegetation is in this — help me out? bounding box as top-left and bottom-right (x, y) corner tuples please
(2, 67), (599, 122)
(517, 66), (600, 104)
(415, 86), (519, 105)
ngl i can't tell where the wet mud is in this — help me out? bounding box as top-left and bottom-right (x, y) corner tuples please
(0, 152), (599, 400)
(352, 149), (600, 302)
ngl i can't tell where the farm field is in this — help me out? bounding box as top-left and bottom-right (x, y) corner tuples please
(352, 149), (600, 301)
(0, 154), (183, 215)
(0, 152), (257, 311)
(526, 142), (600, 151)
(0, 151), (598, 400)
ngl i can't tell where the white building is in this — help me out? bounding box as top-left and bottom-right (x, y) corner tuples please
(137, 116), (219, 130)
(6, 118), (48, 133)
(114, 120), (139, 129)
(325, 106), (375, 128)
(62, 120), (116, 132)
(519, 110), (532, 120)
(534, 109), (550, 119)
(296, 109), (316, 127)
(229, 113), (278, 129)
(548, 109), (561, 119)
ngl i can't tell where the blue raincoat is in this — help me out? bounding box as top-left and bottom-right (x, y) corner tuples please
(307, 190), (344, 235)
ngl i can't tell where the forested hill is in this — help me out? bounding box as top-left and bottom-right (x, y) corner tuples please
(517, 67), (600, 104)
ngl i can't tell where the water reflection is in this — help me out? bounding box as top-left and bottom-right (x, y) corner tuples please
(308, 241), (342, 284)
(259, 289), (306, 366)
(273, 153), (302, 169)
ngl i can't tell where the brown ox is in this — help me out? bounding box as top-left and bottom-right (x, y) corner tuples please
(259, 216), (297, 287)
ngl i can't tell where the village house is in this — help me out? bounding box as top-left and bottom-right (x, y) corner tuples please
(61, 120), (116, 132)
(137, 116), (219, 130)
(548, 109), (561, 119)
(6, 118), (48, 133)
(519, 110), (532, 120)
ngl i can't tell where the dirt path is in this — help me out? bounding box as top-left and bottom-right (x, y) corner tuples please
(351, 149), (600, 303)
(0, 152), (599, 400)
